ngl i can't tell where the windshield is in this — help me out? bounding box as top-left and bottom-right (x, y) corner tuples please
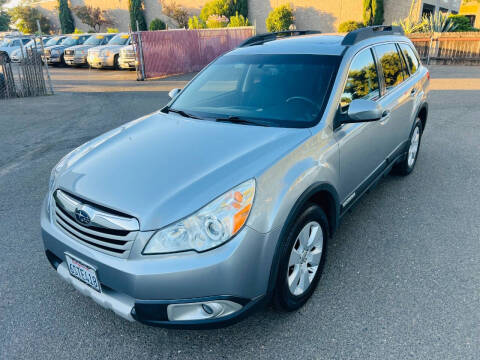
(108, 34), (129, 46)
(61, 37), (80, 47)
(45, 37), (64, 46)
(169, 54), (340, 128)
(84, 35), (105, 46)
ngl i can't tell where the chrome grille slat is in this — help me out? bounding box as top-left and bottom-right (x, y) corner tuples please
(52, 190), (138, 258)
(55, 209), (136, 241)
(55, 214), (131, 251)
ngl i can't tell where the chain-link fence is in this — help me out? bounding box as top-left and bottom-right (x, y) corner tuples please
(0, 38), (53, 99)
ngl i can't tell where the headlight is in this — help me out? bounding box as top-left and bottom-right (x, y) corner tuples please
(143, 179), (255, 255)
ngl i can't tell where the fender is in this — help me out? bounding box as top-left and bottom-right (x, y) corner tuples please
(266, 182), (340, 296)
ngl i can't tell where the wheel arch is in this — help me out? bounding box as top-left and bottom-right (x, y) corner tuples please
(266, 182), (340, 296)
(416, 103), (428, 131)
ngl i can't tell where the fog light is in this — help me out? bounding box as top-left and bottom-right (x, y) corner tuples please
(167, 300), (242, 321)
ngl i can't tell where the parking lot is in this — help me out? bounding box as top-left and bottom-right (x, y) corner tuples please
(1, 66), (479, 359)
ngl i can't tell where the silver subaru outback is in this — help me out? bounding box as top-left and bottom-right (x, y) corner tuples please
(41, 26), (429, 328)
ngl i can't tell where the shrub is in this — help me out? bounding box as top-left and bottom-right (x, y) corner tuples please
(265, 4), (294, 32)
(106, 27), (119, 33)
(149, 18), (166, 30)
(448, 14), (476, 32)
(188, 15), (206, 29)
(228, 12), (249, 27)
(206, 14), (229, 28)
(58, 0), (75, 34)
(73, 28), (84, 33)
(200, 0), (247, 22)
(338, 21), (364, 33)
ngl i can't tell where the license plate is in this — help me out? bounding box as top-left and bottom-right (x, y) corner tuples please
(65, 254), (101, 292)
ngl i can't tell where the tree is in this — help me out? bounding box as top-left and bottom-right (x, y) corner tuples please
(73, 5), (112, 32)
(363, 0), (384, 26)
(162, 1), (189, 28)
(265, 4), (294, 32)
(129, 0), (147, 31)
(8, 6), (51, 34)
(149, 18), (166, 30)
(0, 11), (10, 31)
(58, 0), (75, 34)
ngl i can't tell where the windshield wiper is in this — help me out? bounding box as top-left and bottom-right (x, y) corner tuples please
(215, 116), (270, 127)
(163, 107), (200, 119)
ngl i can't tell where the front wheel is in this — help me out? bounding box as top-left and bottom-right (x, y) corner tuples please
(394, 119), (423, 175)
(273, 204), (328, 311)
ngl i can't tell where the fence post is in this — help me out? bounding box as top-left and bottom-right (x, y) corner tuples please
(37, 20), (54, 95)
(136, 20), (146, 81)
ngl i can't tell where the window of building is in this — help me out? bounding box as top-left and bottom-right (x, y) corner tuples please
(422, 4), (435, 17)
(340, 48), (380, 111)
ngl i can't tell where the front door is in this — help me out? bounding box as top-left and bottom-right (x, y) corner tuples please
(334, 47), (386, 206)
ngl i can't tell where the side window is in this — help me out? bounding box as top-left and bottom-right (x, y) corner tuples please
(22, 38), (31, 44)
(340, 48), (380, 111)
(375, 43), (406, 91)
(399, 44), (420, 75)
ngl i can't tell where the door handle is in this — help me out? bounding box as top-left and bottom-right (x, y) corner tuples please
(381, 110), (390, 118)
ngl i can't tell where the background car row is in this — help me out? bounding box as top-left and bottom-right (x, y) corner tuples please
(43, 33), (134, 70)
(1, 32), (136, 70)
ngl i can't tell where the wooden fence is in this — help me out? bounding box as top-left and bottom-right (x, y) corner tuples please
(409, 32), (480, 65)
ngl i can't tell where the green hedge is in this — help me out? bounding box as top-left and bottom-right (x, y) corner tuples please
(265, 4), (294, 32)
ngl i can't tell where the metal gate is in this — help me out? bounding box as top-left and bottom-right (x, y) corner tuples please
(0, 37), (53, 99)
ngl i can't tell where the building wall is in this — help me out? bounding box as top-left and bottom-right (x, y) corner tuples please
(460, 1), (480, 28)
(31, 0), (464, 35)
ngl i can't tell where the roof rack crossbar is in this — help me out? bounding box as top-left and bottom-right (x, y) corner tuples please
(239, 30), (322, 47)
(341, 25), (405, 46)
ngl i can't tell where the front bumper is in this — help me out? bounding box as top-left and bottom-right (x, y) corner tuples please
(119, 57), (136, 69)
(87, 54), (114, 68)
(41, 197), (279, 328)
(65, 55), (87, 65)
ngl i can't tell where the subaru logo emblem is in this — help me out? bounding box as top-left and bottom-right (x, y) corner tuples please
(75, 208), (91, 225)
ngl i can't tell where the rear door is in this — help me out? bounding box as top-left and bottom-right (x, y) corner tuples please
(373, 43), (416, 160)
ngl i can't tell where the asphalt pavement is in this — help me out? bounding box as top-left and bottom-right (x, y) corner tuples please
(0, 66), (479, 359)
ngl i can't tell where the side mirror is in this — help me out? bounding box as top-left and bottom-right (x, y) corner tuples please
(345, 99), (383, 123)
(168, 88), (181, 99)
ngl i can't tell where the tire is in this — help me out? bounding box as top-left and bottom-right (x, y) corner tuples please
(113, 55), (119, 70)
(60, 54), (66, 67)
(394, 118), (423, 176)
(273, 204), (328, 311)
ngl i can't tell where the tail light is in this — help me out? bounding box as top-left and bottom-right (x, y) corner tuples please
(426, 71), (430, 80)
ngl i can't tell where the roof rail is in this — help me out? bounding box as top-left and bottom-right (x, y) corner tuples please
(239, 30), (322, 47)
(341, 25), (405, 46)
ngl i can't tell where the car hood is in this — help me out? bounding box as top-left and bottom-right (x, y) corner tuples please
(96, 44), (124, 52)
(67, 44), (94, 51)
(45, 45), (66, 51)
(56, 112), (310, 231)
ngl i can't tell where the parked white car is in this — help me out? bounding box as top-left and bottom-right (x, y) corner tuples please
(118, 45), (136, 69)
(0, 37), (32, 59)
(87, 33), (131, 69)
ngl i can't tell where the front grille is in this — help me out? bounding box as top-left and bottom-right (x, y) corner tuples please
(65, 49), (74, 56)
(121, 49), (135, 58)
(53, 190), (139, 258)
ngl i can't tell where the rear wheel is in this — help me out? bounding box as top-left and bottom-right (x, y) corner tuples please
(394, 118), (423, 175)
(273, 204), (328, 311)
(114, 55), (119, 70)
